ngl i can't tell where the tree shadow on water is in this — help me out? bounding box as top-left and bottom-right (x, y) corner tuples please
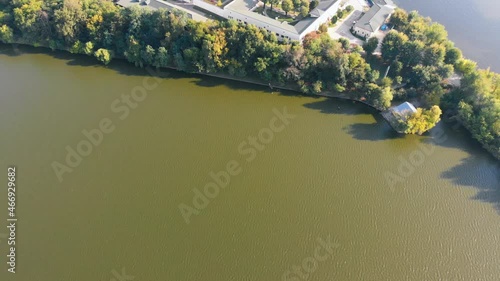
(442, 154), (500, 214)
(0, 44), (301, 94)
(420, 122), (500, 214)
(303, 96), (378, 115)
(1, 43), (98, 66)
(303, 97), (405, 141)
(189, 74), (275, 93)
(0, 43), (177, 79)
(343, 121), (404, 142)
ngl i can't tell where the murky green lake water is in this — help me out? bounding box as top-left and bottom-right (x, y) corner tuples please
(0, 46), (499, 280)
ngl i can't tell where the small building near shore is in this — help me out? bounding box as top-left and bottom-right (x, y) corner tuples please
(381, 102), (417, 133)
(391, 102), (417, 119)
(352, 1), (394, 38)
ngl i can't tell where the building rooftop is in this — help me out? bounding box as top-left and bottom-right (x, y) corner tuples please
(392, 102), (417, 118)
(353, 4), (394, 32)
(294, 0), (339, 33)
(116, 0), (157, 10)
(381, 101), (417, 133)
(226, 0), (339, 35)
(116, 0), (201, 19)
(372, 0), (387, 5)
(225, 2), (298, 33)
(310, 0), (337, 18)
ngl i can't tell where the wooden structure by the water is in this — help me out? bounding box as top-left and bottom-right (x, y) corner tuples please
(381, 102), (417, 133)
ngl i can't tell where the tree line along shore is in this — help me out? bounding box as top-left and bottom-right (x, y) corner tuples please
(0, 0), (498, 160)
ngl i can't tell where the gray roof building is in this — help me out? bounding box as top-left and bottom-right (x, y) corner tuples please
(353, 3), (394, 33)
(310, 0), (338, 18)
(293, 0), (340, 33)
(225, 0), (340, 39)
(225, 4), (298, 33)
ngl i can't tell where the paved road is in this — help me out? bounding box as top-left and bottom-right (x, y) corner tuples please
(328, 10), (365, 46)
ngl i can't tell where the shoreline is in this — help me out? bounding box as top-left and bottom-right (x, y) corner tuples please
(189, 69), (382, 111)
(2, 42), (383, 111)
(2, 42), (498, 161)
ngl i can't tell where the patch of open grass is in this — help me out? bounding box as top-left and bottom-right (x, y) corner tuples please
(253, 6), (264, 15)
(266, 9), (294, 22)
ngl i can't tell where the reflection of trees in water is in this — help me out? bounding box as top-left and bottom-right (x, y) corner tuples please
(442, 155), (500, 214)
(305, 97), (500, 214)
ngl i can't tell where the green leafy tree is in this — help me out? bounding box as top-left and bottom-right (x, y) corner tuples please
(142, 45), (156, 66)
(380, 77), (393, 88)
(292, 0), (302, 10)
(54, 2), (84, 45)
(367, 69), (380, 83)
(436, 64), (454, 79)
(299, 0), (309, 17)
(300, 4), (309, 17)
(318, 23), (328, 33)
(255, 57), (269, 72)
(12, 0), (43, 42)
(0, 24), (13, 43)
(338, 37), (349, 49)
(408, 65), (441, 89)
(389, 60), (403, 77)
(269, 0), (279, 11)
(124, 35), (143, 67)
(312, 80), (322, 93)
(309, 0), (318, 11)
(154, 47), (169, 68)
(455, 59), (477, 74)
(399, 40), (424, 67)
(422, 43), (446, 66)
(424, 23), (448, 44)
(70, 40), (83, 54)
(381, 30), (408, 62)
(282, 0), (293, 16)
(364, 83), (393, 110)
(336, 9), (344, 19)
(362, 37), (378, 55)
(444, 46), (462, 65)
(404, 106), (442, 135)
(390, 9), (409, 29)
(94, 48), (112, 65)
(0, 10), (12, 25)
(84, 41), (94, 56)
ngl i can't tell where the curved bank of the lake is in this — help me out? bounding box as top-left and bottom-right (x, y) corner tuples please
(3, 41), (498, 162)
(395, 0), (500, 72)
(5, 42), (382, 111)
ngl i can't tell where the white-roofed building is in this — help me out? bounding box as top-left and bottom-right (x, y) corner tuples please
(194, 0), (341, 41)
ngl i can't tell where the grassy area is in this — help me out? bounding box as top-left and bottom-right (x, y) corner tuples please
(366, 56), (393, 85)
(330, 5), (354, 25)
(254, 6), (264, 14)
(265, 8), (294, 22)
